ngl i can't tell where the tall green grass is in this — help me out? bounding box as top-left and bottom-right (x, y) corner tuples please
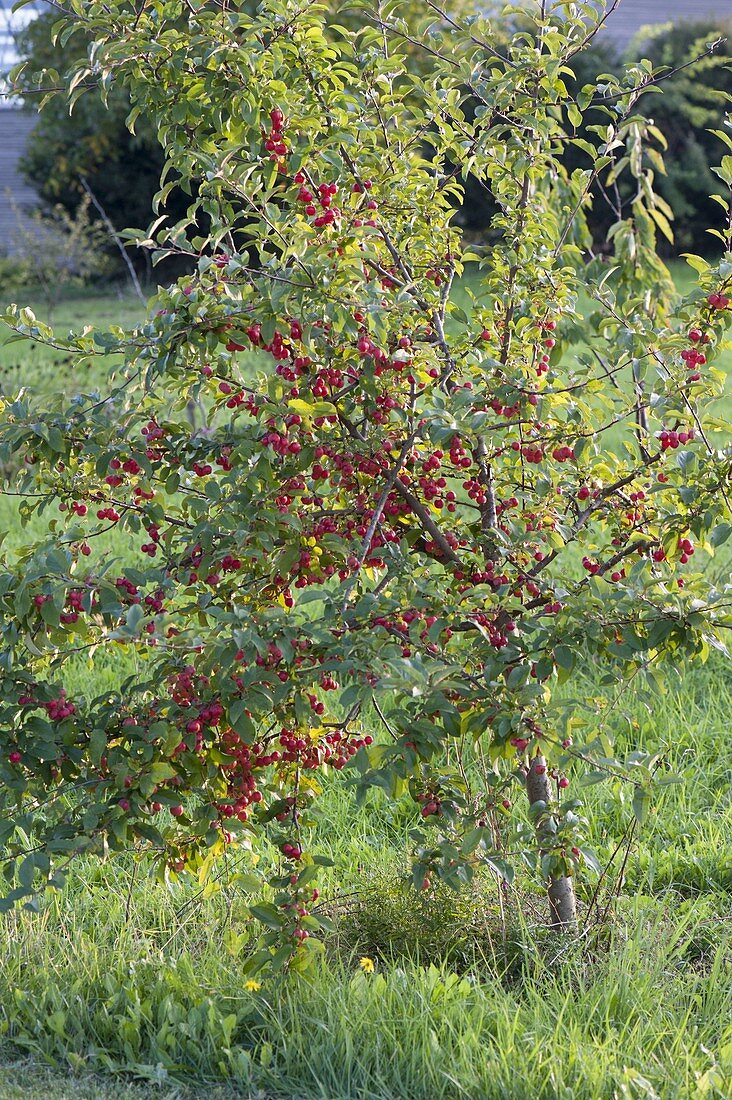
(1, 886), (730, 1097)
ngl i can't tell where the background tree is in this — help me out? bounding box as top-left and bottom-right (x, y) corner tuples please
(631, 19), (732, 254)
(11, 0), (494, 261)
(13, 9), (186, 275)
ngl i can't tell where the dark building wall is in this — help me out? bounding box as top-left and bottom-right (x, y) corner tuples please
(0, 107), (39, 254)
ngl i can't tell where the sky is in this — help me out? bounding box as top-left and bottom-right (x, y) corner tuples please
(0, 1), (43, 69)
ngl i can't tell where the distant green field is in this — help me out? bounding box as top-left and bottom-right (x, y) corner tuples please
(0, 286), (144, 398)
(3, 258), (729, 396)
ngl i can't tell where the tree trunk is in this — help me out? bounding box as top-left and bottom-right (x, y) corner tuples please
(525, 754), (577, 931)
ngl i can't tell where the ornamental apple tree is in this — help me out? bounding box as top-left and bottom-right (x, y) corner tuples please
(1, 0), (731, 966)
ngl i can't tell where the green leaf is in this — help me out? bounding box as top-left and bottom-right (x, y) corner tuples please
(632, 786), (650, 825)
(249, 903), (285, 930)
(18, 856), (36, 890)
(229, 699), (257, 741)
(127, 604), (145, 632)
(710, 523), (732, 548)
(554, 645), (575, 672)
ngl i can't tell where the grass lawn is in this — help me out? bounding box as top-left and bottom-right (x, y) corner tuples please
(0, 271), (730, 1098)
(0, 285), (144, 399)
(0, 1061), (237, 1100)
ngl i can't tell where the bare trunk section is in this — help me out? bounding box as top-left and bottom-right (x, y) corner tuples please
(525, 754), (577, 931)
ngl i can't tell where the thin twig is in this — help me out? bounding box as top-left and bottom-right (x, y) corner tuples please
(80, 176), (146, 304)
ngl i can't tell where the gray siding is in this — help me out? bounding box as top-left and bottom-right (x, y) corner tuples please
(0, 108), (39, 255)
(602, 0), (732, 49)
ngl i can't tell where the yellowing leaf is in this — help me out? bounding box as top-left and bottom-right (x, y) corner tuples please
(288, 398), (337, 418)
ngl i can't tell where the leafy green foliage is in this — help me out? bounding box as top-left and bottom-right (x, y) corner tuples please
(557, 18), (732, 256)
(0, 1), (731, 972)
